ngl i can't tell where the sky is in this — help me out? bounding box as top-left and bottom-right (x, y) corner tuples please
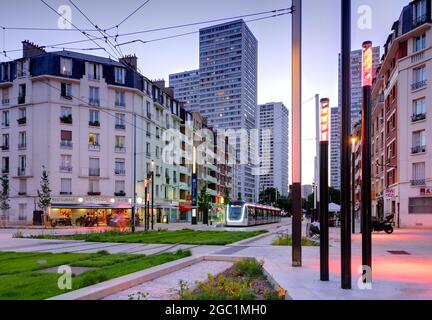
(0, 0), (408, 185)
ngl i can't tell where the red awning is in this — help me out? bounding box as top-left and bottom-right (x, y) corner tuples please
(179, 203), (192, 212)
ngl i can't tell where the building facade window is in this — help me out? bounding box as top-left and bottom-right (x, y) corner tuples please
(60, 107), (73, 124)
(60, 130), (73, 148)
(412, 162), (426, 186)
(89, 87), (100, 106)
(1, 111), (9, 127)
(114, 67), (126, 84)
(60, 178), (72, 195)
(88, 62), (101, 80)
(60, 155), (72, 172)
(18, 132), (26, 150)
(60, 57), (73, 76)
(115, 159), (125, 175)
(88, 180), (100, 194)
(115, 91), (125, 107)
(61, 83), (72, 99)
(89, 158), (100, 177)
(18, 84), (26, 104)
(115, 181), (125, 195)
(89, 110), (100, 126)
(412, 65), (427, 90)
(1, 88), (10, 105)
(18, 204), (27, 221)
(412, 130), (426, 153)
(89, 133), (100, 150)
(414, 34), (426, 52)
(2, 157), (9, 174)
(1, 134), (9, 151)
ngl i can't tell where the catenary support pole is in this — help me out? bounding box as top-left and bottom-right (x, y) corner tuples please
(340, 0), (352, 289)
(291, 0), (302, 267)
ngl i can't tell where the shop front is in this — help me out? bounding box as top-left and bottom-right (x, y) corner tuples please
(49, 196), (136, 228)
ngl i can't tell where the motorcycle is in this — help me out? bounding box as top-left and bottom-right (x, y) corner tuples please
(371, 214), (394, 234)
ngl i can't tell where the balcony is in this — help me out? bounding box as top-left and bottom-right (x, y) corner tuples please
(115, 124), (126, 130)
(87, 192), (101, 196)
(18, 192), (27, 196)
(88, 144), (101, 151)
(115, 169), (126, 175)
(412, 113), (426, 122)
(114, 191), (126, 197)
(17, 117), (27, 125)
(115, 146), (126, 153)
(411, 179), (426, 186)
(60, 115), (73, 124)
(60, 165), (72, 173)
(2, 168), (9, 174)
(413, 14), (428, 28)
(1, 99), (9, 106)
(89, 98), (100, 106)
(17, 168), (26, 177)
(411, 80), (427, 91)
(115, 101), (126, 108)
(1, 122), (9, 128)
(60, 140), (73, 149)
(18, 96), (26, 105)
(89, 168), (100, 177)
(1, 145), (9, 151)
(61, 93), (73, 100)
(60, 192), (72, 195)
(89, 120), (100, 127)
(412, 145), (427, 154)
(146, 131), (151, 137)
(147, 112), (152, 119)
(18, 143), (26, 150)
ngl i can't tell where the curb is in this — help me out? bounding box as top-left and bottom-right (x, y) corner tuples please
(48, 255), (244, 300)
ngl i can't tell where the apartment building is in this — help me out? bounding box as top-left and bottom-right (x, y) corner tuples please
(0, 41), (186, 226)
(372, 0), (432, 227)
(371, 69), (386, 220)
(170, 19), (259, 203)
(258, 102), (290, 197)
(331, 46), (380, 191)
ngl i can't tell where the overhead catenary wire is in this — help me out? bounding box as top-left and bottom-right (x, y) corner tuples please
(107, 0), (152, 31)
(39, 0), (115, 60)
(1, 7), (292, 55)
(67, 0), (124, 60)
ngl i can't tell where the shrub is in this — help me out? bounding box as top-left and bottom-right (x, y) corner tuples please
(12, 231), (24, 238)
(233, 258), (264, 279)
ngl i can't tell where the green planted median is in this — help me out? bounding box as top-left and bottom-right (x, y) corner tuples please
(0, 250), (191, 300)
(29, 229), (267, 246)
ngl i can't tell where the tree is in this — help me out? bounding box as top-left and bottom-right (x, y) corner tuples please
(37, 166), (52, 225)
(198, 185), (210, 225)
(0, 174), (10, 227)
(259, 187), (279, 205)
(223, 189), (231, 206)
(329, 187), (341, 205)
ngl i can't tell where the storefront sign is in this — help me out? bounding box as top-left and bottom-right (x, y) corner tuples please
(52, 196), (131, 205)
(420, 188), (432, 196)
(385, 188), (396, 199)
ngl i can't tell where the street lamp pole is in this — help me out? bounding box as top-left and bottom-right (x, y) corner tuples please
(340, 0), (352, 289)
(144, 179), (148, 231)
(291, 0), (302, 268)
(131, 113), (137, 233)
(191, 146), (198, 225)
(150, 160), (155, 230)
(319, 98), (330, 282)
(361, 40), (373, 276)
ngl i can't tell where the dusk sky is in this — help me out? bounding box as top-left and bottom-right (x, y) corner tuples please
(0, 0), (408, 185)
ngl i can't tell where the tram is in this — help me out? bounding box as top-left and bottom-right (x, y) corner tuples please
(226, 201), (282, 227)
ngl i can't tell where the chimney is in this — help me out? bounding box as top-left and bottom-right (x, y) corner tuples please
(22, 40), (46, 58)
(119, 54), (138, 71)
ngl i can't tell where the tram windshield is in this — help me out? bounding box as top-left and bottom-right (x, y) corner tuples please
(228, 204), (243, 221)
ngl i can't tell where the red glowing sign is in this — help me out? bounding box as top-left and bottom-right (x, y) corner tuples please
(362, 41), (373, 87)
(320, 99), (330, 142)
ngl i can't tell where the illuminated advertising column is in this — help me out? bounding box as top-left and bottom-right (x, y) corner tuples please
(361, 40), (373, 276)
(319, 98), (330, 281)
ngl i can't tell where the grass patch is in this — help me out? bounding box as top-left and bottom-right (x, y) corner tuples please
(29, 229), (267, 246)
(179, 258), (286, 300)
(0, 250), (191, 300)
(272, 234), (319, 247)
